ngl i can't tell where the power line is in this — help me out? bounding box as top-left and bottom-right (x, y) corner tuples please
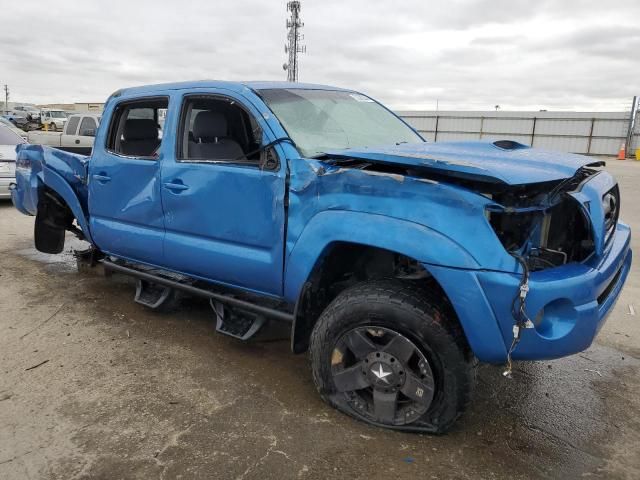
(283, 1), (306, 82)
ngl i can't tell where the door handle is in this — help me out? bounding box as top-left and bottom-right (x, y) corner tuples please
(75, 139), (80, 144)
(93, 174), (111, 183)
(163, 182), (189, 192)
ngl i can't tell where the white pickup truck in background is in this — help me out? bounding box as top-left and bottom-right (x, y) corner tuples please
(27, 114), (100, 155)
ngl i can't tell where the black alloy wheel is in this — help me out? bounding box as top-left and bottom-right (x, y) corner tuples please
(331, 326), (435, 425)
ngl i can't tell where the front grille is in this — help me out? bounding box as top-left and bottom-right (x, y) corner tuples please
(603, 185), (620, 244)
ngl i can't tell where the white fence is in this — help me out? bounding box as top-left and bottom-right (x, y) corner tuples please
(397, 110), (640, 157)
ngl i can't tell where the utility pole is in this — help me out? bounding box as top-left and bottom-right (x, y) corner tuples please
(283, 1), (306, 82)
(3, 84), (8, 114)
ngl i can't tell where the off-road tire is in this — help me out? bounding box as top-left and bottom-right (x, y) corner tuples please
(309, 279), (476, 433)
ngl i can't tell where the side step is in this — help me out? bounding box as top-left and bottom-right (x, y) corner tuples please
(211, 301), (266, 340)
(135, 279), (175, 309)
(101, 259), (294, 325)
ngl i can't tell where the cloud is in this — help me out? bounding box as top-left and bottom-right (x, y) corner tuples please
(0, 0), (638, 111)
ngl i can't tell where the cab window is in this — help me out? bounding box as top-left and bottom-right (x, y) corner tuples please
(106, 98), (168, 158)
(177, 95), (262, 164)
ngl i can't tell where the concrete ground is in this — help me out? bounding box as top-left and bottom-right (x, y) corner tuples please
(0, 161), (639, 480)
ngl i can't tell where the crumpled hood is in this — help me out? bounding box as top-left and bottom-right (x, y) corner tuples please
(323, 141), (600, 185)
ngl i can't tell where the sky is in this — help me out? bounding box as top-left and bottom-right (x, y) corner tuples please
(1, 0), (639, 111)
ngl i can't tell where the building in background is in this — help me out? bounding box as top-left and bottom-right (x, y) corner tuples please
(36, 102), (104, 113)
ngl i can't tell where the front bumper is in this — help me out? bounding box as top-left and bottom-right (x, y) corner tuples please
(0, 177), (14, 199)
(426, 222), (632, 363)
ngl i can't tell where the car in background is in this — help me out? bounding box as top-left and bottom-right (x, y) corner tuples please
(1, 112), (29, 130)
(0, 117), (28, 141)
(13, 105), (41, 122)
(39, 109), (68, 131)
(0, 124), (26, 199)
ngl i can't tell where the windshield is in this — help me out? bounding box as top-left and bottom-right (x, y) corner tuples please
(260, 89), (423, 157)
(0, 125), (25, 145)
(49, 111), (67, 118)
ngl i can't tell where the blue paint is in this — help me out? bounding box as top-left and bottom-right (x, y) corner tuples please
(158, 88), (288, 295)
(11, 81), (632, 363)
(323, 141), (600, 185)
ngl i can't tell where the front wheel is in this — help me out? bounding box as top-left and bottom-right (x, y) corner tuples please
(309, 279), (476, 433)
(49, 122), (57, 132)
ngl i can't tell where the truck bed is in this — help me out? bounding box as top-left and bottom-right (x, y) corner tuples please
(27, 131), (64, 147)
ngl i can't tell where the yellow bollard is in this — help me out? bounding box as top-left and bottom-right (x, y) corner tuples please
(636, 148), (640, 161)
(43, 123), (48, 132)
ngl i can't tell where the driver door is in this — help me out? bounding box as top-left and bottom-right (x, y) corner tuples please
(160, 90), (287, 296)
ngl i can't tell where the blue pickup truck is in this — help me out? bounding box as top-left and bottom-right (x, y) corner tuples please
(10, 81), (632, 433)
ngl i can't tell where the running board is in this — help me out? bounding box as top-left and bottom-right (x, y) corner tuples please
(101, 260), (294, 324)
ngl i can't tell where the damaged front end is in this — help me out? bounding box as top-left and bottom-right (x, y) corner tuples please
(485, 165), (616, 271)
(306, 145), (630, 364)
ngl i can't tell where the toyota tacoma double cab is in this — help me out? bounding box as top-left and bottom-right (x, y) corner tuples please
(10, 81), (632, 433)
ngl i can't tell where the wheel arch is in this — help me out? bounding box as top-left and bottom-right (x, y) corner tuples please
(285, 210), (479, 302)
(286, 211), (477, 353)
(40, 165), (93, 244)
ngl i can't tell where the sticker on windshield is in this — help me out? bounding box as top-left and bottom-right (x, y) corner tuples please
(349, 93), (374, 102)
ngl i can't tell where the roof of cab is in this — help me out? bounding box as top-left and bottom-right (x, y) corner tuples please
(110, 80), (351, 99)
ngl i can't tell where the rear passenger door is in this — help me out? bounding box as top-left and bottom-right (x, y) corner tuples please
(88, 96), (169, 264)
(160, 91), (287, 296)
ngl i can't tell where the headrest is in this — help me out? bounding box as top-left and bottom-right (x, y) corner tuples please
(123, 119), (158, 141)
(193, 111), (227, 140)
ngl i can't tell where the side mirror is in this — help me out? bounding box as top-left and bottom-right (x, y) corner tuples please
(260, 147), (280, 171)
(81, 129), (96, 137)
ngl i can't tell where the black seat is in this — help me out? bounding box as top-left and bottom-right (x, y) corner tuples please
(120, 119), (160, 157)
(188, 111), (245, 160)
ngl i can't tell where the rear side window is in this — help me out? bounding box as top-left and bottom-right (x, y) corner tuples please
(65, 116), (80, 135)
(106, 97), (168, 158)
(79, 117), (97, 136)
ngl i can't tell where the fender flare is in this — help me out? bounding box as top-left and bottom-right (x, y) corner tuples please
(284, 209), (479, 303)
(41, 165), (94, 244)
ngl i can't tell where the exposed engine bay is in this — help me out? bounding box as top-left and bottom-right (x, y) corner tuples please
(484, 166), (609, 271)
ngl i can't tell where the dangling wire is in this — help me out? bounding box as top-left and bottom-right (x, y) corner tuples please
(503, 253), (531, 378)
